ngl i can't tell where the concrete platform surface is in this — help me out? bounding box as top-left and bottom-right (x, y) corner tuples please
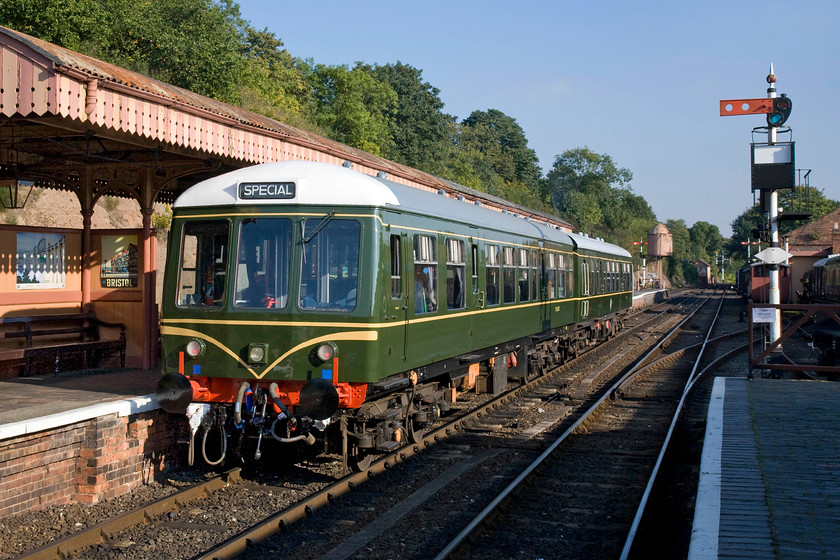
(690, 377), (840, 560)
(0, 369), (160, 440)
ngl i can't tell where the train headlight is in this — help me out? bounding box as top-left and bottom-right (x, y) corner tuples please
(185, 339), (205, 358)
(312, 341), (338, 364)
(248, 343), (268, 364)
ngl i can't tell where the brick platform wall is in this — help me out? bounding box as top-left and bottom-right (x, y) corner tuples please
(0, 410), (185, 517)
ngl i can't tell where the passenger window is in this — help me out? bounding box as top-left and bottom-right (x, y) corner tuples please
(518, 248), (529, 302)
(565, 254), (574, 297)
(557, 254), (566, 298)
(446, 239), (466, 310)
(546, 253), (557, 299)
(299, 219), (360, 312)
(413, 235), (438, 313)
(485, 245), (500, 306)
(503, 247), (516, 304)
(530, 250), (538, 301)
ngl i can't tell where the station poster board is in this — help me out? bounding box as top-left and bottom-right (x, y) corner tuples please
(100, 235), (139, 288)
(15, 232), (66, 289)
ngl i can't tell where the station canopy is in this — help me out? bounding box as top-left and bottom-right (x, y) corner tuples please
(0, 24), (569, 229)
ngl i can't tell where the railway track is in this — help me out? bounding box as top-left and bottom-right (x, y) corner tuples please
(10, 290), (743, 560)
(441, 290), (743, 560)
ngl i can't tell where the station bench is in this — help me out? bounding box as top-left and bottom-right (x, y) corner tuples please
(0, 312), (126, 376)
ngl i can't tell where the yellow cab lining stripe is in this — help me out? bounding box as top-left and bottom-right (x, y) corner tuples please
(161, 291), (632, 330)
(162, 325), (378, 380)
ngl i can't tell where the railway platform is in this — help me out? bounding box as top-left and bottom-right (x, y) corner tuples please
(689, 376), (840, 559)
(0, 368), (159, 437)
(0, 369), (181, 517)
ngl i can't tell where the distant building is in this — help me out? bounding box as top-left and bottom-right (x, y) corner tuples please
(696, 259), (712, 286)
(784, 208), (840, 298)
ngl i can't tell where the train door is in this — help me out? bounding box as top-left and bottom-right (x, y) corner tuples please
(581, 259), (590, 318)
(387, 233), (409, 362)
(540, 250), (550, 331)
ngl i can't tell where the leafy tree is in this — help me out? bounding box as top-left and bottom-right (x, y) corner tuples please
(664, 219), (692, 284)
(546, 147), (653, 245)
(728, 184), (839, 263)
(0, 0), (103, 52)
(238, 26), (311, 126)
(461, 109), (542, 191)
(1, 0), (250, 103)
(688, 221), (724, 263)
(97, 0), (249, 103)
(359, 62), (454, 174)
(306, 64), (397, 156)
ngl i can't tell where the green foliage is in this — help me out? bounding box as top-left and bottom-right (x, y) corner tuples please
(152, 204), (173, 232)
(306, 64), (397, 156)
(0, 0), (103, 51)
(728, 184), (839, 265)
(237, 26), (311, 126)
(546, 147), (654, 245)
(2, 0), (699, 275)
(1, 0), (251, 103)
(359, 62), (454, 175)
(461, 109), (542, 191)
(688, 221), (724, 263)
(664, 219), (691, 284)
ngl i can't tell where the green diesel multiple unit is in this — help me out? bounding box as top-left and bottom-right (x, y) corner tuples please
(155, 161), (633, 468)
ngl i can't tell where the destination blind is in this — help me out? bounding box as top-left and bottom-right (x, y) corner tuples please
(238, 182), (296, 200)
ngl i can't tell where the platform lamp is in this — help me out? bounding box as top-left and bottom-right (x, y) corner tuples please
(0, 150), (34, 209)
(0, 178), (35, 209)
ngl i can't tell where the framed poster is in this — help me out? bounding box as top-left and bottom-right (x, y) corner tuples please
(101, 235), (139, 288)
(16, 232), (66, 289)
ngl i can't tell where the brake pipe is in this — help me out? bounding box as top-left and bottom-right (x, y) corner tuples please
(234, 381), (250, 428)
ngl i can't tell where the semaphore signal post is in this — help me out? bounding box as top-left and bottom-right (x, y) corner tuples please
(721, 64), (795, 352)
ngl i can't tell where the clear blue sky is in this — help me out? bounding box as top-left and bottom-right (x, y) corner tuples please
(236, 0), (839, 236)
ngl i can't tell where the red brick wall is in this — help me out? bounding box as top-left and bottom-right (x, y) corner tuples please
(0, 410), (185, 517)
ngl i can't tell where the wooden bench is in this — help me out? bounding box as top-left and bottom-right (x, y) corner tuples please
(0, 313), (126, 376)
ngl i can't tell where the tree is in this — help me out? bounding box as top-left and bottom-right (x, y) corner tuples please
(238, 26), (311, 125)
(664, 219), (693, 284)
(306, 64), (398, 156)
(1, 0), (251, 104)
(359, 62), (454, 175)
(0, 0), (103, 52)
(689, 221), (724, 263)
(546, 147), (653, 245)
(728, 184), (839, 263)
(461, 109), (542, 191)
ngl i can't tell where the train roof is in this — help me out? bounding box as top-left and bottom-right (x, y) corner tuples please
(174, 161), (631, 259)
(816, 255), (840, 268)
